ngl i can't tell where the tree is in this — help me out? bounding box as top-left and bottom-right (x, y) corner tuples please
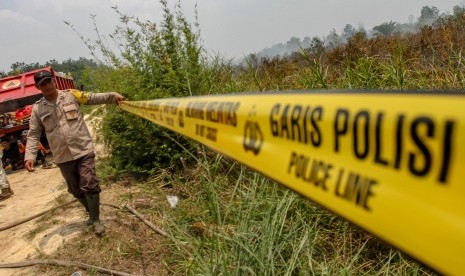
(325, 29), (343, 49)
(418, 6), (440, 26)
(372, 21), (399, 37)
(453, 5), (465, 17)
(302, 36), (312, 48)
(10, 61), (42, 74)
(309, 36), (324, 55)
(342, 24), (356, 42)
(286, 37), (302, 53)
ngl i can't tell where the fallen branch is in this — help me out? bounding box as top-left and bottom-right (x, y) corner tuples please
(125, 204), (169, 237)
(0, 201), (127, 233)
(0, 199), (77, 232)
(0, 259), (138, 276)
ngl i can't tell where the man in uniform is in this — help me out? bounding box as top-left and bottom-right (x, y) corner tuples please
(24, 70), (124, 235)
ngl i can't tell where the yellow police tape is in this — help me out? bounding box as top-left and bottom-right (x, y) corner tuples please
(120, 91), (465, 275)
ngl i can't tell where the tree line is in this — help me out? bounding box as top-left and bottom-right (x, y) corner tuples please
(255, 5), (465, 59)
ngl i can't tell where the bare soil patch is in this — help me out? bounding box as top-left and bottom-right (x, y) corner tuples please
(0, 162), (83, 275)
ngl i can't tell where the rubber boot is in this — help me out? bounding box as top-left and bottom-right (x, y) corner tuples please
(86, 193), (105, 235)
(77, 197), (92, 226)
(0, 187), (13, 201)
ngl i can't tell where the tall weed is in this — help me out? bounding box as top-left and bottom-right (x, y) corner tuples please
(74, 2), (212, 174)
(164, 155), (434, 275)
(343, 56), (381, 89)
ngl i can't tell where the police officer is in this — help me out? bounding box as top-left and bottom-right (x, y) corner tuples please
(24, 70), (125, 235)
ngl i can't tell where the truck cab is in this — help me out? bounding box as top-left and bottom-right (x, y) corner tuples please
(0, 67), (75, 141)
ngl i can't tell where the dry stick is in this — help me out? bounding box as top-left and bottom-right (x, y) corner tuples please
(0, 199), (77, 232)
(124, 204), (169, 237)
(0, 201), (124, 232)
(0, 259), (139, 276)
(102, 202), (125, 209)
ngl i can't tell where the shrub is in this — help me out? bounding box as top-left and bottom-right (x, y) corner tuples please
(74, 1), (214, 175)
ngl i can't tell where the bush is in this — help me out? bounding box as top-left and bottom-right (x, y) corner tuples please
(76, 1), (212, 174)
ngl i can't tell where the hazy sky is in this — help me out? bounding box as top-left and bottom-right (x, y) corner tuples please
(0, 0), (463, 72)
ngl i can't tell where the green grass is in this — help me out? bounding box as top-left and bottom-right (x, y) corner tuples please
(158, 152), (437, 275)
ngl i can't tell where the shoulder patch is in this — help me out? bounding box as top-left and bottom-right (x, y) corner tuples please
(69, 89), (90, 104)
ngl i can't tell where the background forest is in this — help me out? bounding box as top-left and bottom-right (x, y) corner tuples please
(2, 3), (464, 275)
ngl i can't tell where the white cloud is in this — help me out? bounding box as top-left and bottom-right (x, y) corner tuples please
(0, 9), (38, 24)
(0, 9), (50, 53)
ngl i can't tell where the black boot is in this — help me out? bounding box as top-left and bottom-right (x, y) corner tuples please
(0, 187), (13, 201)
(86, 193), (105, 235)
(77, 197), (92, 225)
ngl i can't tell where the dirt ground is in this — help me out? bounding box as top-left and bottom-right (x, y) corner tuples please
(0, 115), (110, 276)
(0, 163), (82, 276)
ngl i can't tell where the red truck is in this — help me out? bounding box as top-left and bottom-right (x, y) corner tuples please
(0, 67), (75, 139)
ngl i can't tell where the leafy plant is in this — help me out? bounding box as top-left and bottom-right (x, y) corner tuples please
(71, 1), (210, 175)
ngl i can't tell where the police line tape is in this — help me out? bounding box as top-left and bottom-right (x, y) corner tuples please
(119, 91), (465, 275)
